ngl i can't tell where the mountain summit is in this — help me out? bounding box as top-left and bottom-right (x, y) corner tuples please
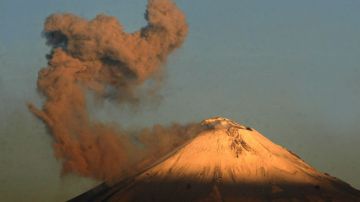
(70, 117), (360, 202)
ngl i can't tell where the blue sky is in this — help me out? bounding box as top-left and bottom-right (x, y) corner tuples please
(1, 0), (360, 201)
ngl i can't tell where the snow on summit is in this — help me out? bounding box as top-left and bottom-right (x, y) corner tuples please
(135, 117), (346, 184)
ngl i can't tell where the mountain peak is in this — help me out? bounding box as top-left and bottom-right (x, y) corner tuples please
(70, 117), (360, 202)
(201, 116), (249, 130)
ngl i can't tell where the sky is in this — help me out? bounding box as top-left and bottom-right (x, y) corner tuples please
(0, 0), (360, 201)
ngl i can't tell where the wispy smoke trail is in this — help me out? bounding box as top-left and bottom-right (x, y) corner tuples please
(28, 0), (201, 183)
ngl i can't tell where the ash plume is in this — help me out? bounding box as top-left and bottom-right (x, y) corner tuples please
(28, 0), (199, 183)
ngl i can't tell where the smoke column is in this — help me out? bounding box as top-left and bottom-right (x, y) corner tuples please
(28, 0), (200, 183)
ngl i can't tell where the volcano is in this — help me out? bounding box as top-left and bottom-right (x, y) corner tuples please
(69, 117), (360, 202)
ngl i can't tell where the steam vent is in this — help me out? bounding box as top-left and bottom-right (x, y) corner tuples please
(70, 117), (360, 201)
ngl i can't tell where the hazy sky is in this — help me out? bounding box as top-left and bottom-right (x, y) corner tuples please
(1, 0), (360, 201)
